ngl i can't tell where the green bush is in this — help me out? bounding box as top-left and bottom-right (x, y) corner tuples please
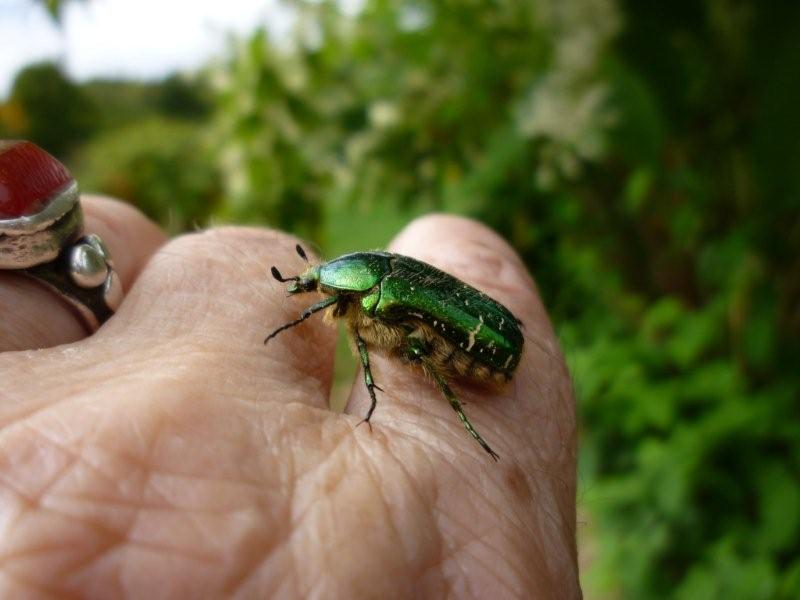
(72, 117), (220, 232)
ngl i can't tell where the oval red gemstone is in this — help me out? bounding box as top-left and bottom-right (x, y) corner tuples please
(0, 141), (74, 219)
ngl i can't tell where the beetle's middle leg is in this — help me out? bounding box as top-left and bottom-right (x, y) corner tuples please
(403, 336), (500, 461)
(355, 332), (381, 430)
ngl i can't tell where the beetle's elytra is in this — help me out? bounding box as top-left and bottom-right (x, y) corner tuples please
(264, 244), (524, 460)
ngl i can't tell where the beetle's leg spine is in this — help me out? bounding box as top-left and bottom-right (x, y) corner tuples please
(355, 332), (379, 431)
(427, 366), (500, 462)
(264, 295), (339, 344)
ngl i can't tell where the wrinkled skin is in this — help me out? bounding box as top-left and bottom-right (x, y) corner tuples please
(0, 198), (580, 599)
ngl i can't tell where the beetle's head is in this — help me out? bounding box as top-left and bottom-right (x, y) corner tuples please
(271, 244), (320, 294)
(286, 265), (321, 294)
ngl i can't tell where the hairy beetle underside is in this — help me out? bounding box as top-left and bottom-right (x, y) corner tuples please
(337, 303), (507, 385)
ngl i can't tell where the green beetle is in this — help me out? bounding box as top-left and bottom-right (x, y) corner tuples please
(265, 245), (524, 460)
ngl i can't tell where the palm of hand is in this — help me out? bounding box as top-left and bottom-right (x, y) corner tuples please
(0, 215), (578, 598)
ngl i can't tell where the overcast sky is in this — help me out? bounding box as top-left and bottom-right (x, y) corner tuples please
(0, 0), (294, 98)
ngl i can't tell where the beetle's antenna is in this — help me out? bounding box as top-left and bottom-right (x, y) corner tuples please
(271, 266), (299, 283)
(264, 295), (339, 344)
(296, 244), (309, 263)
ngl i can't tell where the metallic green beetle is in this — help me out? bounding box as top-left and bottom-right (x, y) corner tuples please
(265, 245), (524, 460)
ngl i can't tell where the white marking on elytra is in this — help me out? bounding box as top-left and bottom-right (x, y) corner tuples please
(499, 318), (504, 331)
(465, 315), (484, 352)
(503, 354), (513, 369)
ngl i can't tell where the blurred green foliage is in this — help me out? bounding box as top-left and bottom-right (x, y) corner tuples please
(0, 62), (97, 156)
(6, 0), (800, 596)
(210, 1), (800, 597)
(74, 117), (220, 231)
(0, 64), (216, 232)
(81, 76), (211, 131)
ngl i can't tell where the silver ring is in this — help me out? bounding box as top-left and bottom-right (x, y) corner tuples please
(0, 140), (122, 332)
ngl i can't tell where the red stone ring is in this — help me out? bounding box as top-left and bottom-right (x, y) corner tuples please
(0, 141), (122, 332)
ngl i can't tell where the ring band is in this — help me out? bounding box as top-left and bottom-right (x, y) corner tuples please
(0, 140), (122, 332)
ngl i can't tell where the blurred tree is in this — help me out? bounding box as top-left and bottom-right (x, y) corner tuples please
(6, 62), (97, 157)
(156, 74), (212, 119)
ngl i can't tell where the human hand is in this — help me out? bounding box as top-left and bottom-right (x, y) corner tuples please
(0, 201), (579, 598)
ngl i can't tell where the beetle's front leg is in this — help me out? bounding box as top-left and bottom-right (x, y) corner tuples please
(264, 295), (339, 343)
(355, 331), (381, 431)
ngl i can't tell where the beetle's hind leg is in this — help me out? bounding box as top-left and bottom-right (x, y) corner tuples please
(431, 369), (500, 461)
(355, 332), (381, 431)
(404, 337), (500, 461)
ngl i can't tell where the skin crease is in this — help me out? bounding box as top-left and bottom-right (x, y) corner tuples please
(0, 198), (581, 599)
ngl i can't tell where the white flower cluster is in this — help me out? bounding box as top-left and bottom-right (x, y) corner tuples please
(516, 0), (621, 188)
